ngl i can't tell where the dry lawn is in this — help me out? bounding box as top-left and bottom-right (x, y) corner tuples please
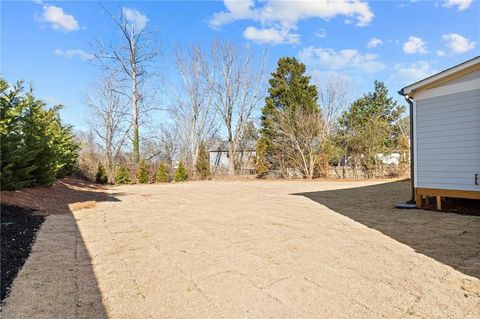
(2, 179), (479, 318)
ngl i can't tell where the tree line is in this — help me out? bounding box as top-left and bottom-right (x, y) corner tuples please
(1, 8), (409, 189)
(81, 7), (267, 183)
(257, 57), (408, 179)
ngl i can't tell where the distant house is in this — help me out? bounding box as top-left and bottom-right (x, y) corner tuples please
(399, 55), (480, 209)
(377, 152), (402, 166)
(209, 140), (256, 175)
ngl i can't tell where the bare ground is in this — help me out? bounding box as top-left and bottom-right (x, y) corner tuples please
(1, 179), (479, 318)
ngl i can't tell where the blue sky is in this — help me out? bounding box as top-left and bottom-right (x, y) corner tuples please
(2, 0), (479, 130)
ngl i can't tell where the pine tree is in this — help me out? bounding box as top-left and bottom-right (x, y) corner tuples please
(155, 162), (169, 183)
(115, 165), (131, 184)
(260, 57), (321, 178)
(173, 161), (188, 182)
(136, 160), (149, 184)
(95, 163), (108, 184)
(338, 81), (406, 177)
(195, 142), (210, 180)
(261, 57), (319, 140)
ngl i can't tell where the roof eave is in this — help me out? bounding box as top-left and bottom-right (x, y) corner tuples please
(400, 55), (480, 97)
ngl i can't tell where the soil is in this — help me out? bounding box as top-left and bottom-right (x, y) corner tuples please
(0, 204), (45, 303)
(2, 180), (479, 318)
(442, 198), (480, 215)
(0, 177), (108, 215)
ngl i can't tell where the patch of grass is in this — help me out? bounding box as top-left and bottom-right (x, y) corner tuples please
(69, 201), (97, 211)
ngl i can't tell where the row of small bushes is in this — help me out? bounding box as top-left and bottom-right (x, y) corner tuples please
(95, 160), (189, 185)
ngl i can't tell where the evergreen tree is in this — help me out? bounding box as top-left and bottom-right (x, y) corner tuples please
(261, 57), (319, 139)
(0, 79), (37, 189)
(136, 160), (149, 184)
(95, 163), (108, 184)
(254, 137), (270, 178)
(173, 161), (188, 182)
(0, 78), (79, 190)
(155, 162), (169, 183)
(260, 57), (322, 178)
(195, 142), (210, 180)
(337, 81), (405, 176)
(115, 165), (131, 184)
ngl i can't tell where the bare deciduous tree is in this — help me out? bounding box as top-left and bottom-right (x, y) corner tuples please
(315, 73), (349, 138)
(271, 107), (324, 179)
(85, 71), (131, 182)
(171, 45), (217, 174)
(144, 124), (180, 168)
(93, 6), (160, 164)
(205, 40), (266, 176)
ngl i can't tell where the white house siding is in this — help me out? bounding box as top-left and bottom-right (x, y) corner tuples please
(209, 150), (256, 174)
(415, 88), (480, 191)
(210, 151), (230, 171)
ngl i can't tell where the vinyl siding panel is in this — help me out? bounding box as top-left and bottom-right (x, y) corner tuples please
(416, 89), (480, 191)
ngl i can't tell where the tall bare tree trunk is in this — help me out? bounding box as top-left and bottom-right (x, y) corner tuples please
(308, 157), (315, 179)
(93, 7), (159, 165)
(132, 75), (139, 163)
(131, 34), (140, 164)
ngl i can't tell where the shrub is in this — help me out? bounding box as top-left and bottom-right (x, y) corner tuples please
(95, 163), (108, 184)
(195, 142), (210, 180)
(173, 161), (188, 182)
(136, 160), (149, 184)
(115, 165), (131, 184)
(0, 78), (79, 190)
(156, 162), (169, 183)
(254, 137), (270, 178)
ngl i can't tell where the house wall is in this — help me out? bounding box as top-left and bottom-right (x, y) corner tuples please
(209, 150), (256, 174)
(209, 151), (230, 172)
(415, 85), (480, 191)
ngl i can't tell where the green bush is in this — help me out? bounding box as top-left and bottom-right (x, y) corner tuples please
(95, 163), (108, 184)
(155, 162), (169, 183)
(136, 160), (149, 184)
(115, 165), (131, 184)
(254, 137), (270, 178)
(0, 78), (79, 190)
(173, 161), (188, 182)
(195, 142), (210, 180)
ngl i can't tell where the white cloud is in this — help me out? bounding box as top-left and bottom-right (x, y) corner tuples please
(315, 28), (327, 39)
(209, 0), (374, 44)
(442, 33), (476, 53)
(393, 61), (437, 84)
(123, 8), (148, 31)
(436, 50), (446, 56)
(243, 26), (299, 44)
(443, 0), (472, 11)
(299, 47), (386, 74)
(403, 36), (428, 54)
(367, 37), (383, 48)
(40, 5), (79, 32)
(54, 49), (93, 61)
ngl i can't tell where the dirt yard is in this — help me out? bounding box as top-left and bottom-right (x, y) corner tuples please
(2, 180), (479, 318)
